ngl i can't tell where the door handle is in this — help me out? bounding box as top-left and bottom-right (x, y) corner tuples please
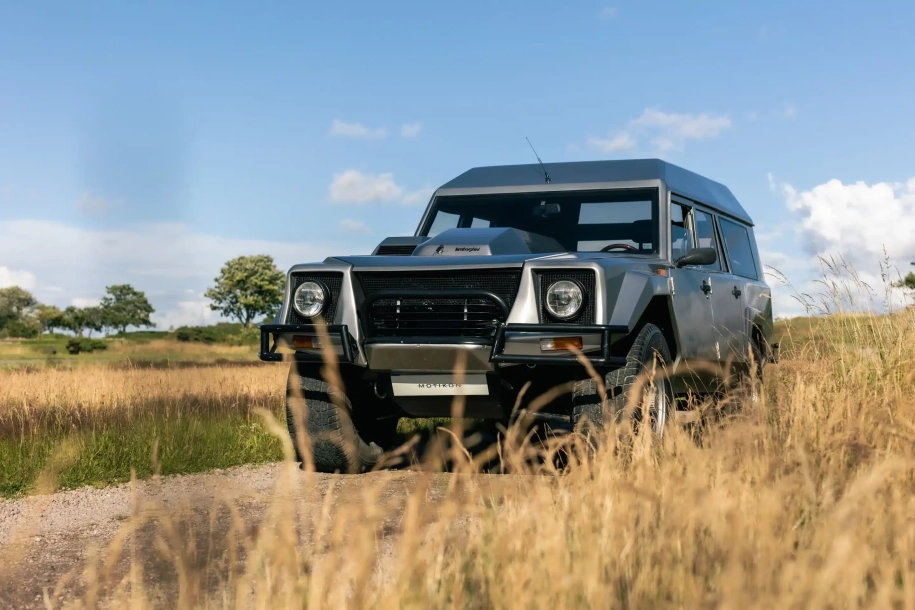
(732, 286), (742, 298)
(700, 279), (712, 296)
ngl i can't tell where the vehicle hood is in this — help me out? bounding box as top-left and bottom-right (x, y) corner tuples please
(328, 227), (660, 270)
(327, 251), (658, 270)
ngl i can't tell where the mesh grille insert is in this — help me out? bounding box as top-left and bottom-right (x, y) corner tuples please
(356, 269), (522, 340)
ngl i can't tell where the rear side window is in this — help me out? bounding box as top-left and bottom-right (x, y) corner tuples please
(693, 210), (723, 271)
(719, 218), (759, 280)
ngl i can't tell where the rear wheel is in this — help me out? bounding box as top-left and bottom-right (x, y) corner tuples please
(571, 323), (673, 436)
(285, 364), (398, 473)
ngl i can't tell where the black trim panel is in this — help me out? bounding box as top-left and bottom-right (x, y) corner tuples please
(491, 323), (629, 366)
(259, 324), (356, 363)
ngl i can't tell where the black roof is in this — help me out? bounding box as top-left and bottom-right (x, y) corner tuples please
(437, 158), (752, 225)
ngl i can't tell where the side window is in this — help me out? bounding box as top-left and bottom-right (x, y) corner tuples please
(671, 203), (693, 261)
(693, 210), (723, 271)
(719, 218), (759, 280)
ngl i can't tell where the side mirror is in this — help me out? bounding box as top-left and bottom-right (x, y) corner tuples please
(675, 247), (717, 268)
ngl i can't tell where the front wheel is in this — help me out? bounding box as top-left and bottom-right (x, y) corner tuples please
(571, 323), (673, 436)
(285, 364), (397, 473)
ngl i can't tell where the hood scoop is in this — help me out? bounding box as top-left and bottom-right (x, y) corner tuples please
(371, 228), (565, 257)
(372, 236), (426, 256)
(412, 228), (563, 256)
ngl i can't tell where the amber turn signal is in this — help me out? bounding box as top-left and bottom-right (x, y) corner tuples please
(540, 336), (583, 352)
(292, 335), (321, 349)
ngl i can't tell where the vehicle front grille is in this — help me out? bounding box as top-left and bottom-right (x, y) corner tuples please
(537, 269), (596, 324)
(356, 270), (522, 340)
(286, 273), (344, 324)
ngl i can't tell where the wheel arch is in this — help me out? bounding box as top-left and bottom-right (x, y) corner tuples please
(615, 295), (679, 363)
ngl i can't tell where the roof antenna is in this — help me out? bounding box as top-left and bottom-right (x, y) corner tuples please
(526, 137), (551, 184)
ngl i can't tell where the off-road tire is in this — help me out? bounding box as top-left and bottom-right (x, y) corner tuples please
(572, 323), (673, 435)
(285, 365), (394, 474)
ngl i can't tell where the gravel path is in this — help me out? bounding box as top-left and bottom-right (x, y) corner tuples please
(0, 463), (443, 609)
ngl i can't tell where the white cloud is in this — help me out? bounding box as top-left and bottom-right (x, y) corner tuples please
(0, 219), (347, 328)
(400, 123), (422, 138)
(329, 170), (404, 204)
(152, 299), (223, 329)
(77, 192), (120, 215)
(328, 119), (387, 139)
(340, 219), (370, 233)
(586, 107), (732, 155)
(401, 185), (434, 206)
(0, 267), (37, 290)
(769, 173), (915, 313)
(630, 108), (732, 151)
(598, 6), (617, 18)
(328, 170), (430, 206)
(774, 175), (915, 266)
(586, 133), (636, 153)
(71, 297), (101, 308)
(783, 103), (797, 119)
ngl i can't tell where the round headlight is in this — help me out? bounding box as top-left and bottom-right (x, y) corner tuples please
(545, 280), (583, 320)
(293, 281), (327, 318)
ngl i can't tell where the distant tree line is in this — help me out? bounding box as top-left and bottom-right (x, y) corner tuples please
(0, 284), (155, 339)
(0, 254), (288, 339)
(894, 272), (915, 291)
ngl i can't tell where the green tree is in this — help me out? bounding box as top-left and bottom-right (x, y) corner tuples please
(0, 286), (38, 330)
(36, 304), (66, 336)
(82, 306), (106, 338)
(893, 272), (915, 291)
(62, 305), (105, 337)
(99, 284), (155, 334)
(205, 255), (285, 328)
(62, 306), (86, 336)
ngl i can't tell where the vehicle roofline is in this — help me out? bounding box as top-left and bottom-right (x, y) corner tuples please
(415, 177), (753, 237)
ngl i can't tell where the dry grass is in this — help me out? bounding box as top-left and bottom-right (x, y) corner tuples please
(104, 339), (258, 359)
(0, 363), (286, 495)
(4, 258), (915, 608)
(3, 305), (914, 608)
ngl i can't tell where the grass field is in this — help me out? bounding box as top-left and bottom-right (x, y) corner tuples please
(0, 362), (285, 496)
(3, 307), (915, 607)
(0, 335), (259, 365)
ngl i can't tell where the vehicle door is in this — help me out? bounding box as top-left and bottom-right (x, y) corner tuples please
(690, 208), (738, 368)
(668, 201), (717, 364)
(717, 217), (765, 366)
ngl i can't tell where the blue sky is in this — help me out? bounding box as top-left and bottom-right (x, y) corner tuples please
(1, 0), (914, 326)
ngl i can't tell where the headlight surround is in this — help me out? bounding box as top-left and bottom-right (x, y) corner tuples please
(545, 280), (584, 320)
(293, 281), (327, 318)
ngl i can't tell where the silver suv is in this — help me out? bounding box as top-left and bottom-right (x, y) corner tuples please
(259, 159), (776, 472)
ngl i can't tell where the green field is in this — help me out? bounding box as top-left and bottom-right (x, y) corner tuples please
(0, 323), (260, 366)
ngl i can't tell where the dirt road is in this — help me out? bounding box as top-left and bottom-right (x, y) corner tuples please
(0, 464), (445, 609)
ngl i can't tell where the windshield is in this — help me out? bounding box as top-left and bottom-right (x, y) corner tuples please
(420, 188), (659, 254)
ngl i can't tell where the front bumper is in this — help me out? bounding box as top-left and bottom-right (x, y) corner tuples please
(259, 323), (628, 367)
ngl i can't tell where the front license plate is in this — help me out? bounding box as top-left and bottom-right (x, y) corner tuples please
(390, 374), (489, 397)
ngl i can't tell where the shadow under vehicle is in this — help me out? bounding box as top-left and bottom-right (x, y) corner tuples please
(259, 159), (776, 473)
